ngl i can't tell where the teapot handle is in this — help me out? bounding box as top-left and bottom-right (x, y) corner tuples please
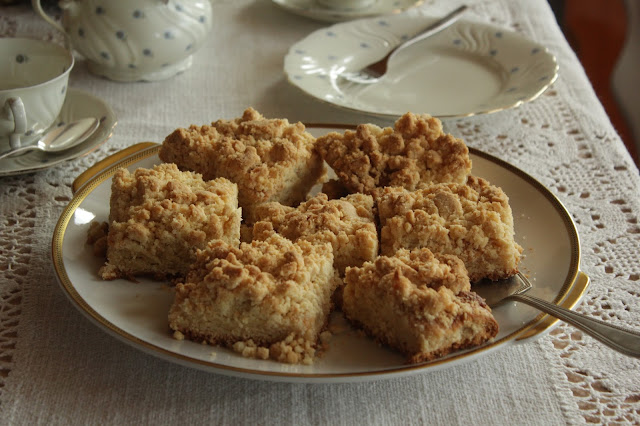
(31, 0), (67, 34)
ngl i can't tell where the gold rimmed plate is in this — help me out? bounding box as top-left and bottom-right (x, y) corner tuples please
(52, 125), (587, 383)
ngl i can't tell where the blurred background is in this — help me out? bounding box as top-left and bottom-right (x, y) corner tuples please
(550, 0), (638, 165)
(2, 0), (638, 165)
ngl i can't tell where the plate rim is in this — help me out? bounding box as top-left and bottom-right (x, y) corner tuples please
(284, 16), (559, 119)
(271, 0), (425, 23)
(51, 127), (585, 382)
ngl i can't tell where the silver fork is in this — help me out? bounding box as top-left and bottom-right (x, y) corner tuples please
(475, 272), (640, 358)
(339, 5), (468, 85)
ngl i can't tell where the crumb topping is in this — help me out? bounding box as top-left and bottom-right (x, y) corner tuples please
(316, 112), (471, 196)
(158, 107), (325, 220)
(377, 176), (522, 282)
(101, 163), (241, 279)
(252, 193), (379, 274)
(345, 248), (471, 296)
(169, 234), (338, 364)
(342, 248), (498, 363)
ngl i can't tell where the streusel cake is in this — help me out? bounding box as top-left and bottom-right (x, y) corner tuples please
(342, 248), (499, 363)
(99, 163), (241, 280)
(377, 176), (523, 282)
(316, 112), (471, 196)
(159, 107), (325, 222)
(251, 192), (379, 275)
(168, 234), (339, 365)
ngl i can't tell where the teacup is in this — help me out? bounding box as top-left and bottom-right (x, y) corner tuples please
(317, 0), (376, 10)
(32, 0), (214, 82)
(0, 38), (73, 151)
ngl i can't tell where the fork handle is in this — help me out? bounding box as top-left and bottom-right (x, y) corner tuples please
(385, 5), (468, 64)
(508, 293), (640, 358)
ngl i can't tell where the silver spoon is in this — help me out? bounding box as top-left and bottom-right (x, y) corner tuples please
(0, 117), (99, 161)
(475, 273), (640, 358)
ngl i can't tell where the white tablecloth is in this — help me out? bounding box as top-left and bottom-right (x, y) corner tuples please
(1, 1), (639, 424)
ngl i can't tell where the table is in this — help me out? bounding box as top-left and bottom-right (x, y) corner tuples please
(1, 1), (639, 424)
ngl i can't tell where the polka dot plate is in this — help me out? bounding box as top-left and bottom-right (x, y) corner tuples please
(284, 15), (558, 118)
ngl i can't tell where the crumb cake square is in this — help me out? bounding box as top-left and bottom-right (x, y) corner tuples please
(251, 192), (379, 275)
(168, 234), (339, 365)
(316, 112), (471, 196)
(100, 163), (241, 280)
(159, 107), (325, 222)
(342, 248), (499, 363)
(377, 176), (523, 282)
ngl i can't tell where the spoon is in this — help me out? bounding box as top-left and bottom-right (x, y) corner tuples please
(475, 273), (640, 358)
(0, 117), (99, 161)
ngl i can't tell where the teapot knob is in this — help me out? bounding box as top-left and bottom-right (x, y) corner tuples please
(59, 0), (81, 12)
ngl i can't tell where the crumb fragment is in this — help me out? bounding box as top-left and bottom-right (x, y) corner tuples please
(86, 221), (109, 257)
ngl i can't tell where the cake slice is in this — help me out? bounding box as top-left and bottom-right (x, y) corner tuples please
(377, 176), (523, 282)
(159, 107), (325, 222)
(251, 192), (379, 275)
(168, 234), (339, 365)
(100, 163), (241, 280)
(342, 248), (499, 363)
(316, 112), (471, 196)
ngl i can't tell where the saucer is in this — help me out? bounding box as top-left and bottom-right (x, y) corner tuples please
(272, 0), (423, 22)
(284, 15), (558, 118)
(0, 88), (116, 177)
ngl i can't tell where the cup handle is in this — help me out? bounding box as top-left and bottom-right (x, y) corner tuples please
(31, 0), (67, 34)
(4, 97), (27, 150)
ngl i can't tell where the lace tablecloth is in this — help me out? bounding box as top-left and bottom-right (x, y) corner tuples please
(1, 0), (639, 424)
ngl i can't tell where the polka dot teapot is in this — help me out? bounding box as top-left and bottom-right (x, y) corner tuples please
(32, 0), (214, 81)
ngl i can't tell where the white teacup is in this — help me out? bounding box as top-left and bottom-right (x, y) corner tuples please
(0, 38), (74, 151)
(317, 0), (376, 10)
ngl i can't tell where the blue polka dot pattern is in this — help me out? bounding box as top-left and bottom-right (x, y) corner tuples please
(284, 14), (558, 118)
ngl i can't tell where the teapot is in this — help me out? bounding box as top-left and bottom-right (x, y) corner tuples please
(32, 0), (214, 82)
